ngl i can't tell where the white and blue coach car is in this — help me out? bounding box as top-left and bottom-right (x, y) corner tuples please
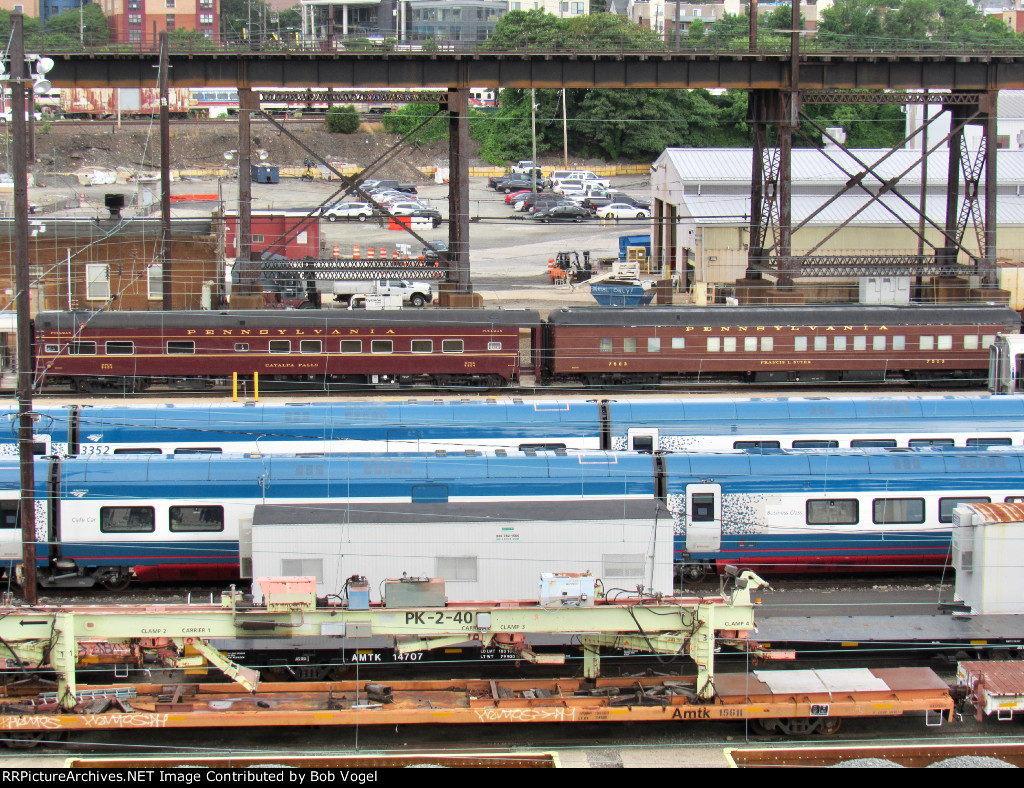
(4, 450), (658, 589)
(666, 448), (1024, 582)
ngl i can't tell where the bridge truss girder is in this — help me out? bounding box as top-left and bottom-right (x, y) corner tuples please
(747, 89), (999, 287)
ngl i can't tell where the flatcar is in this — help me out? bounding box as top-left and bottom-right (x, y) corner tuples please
(3, 446), (1023, 590)
(29, 304), (1020, 393)
(6, 394), (1024, 458)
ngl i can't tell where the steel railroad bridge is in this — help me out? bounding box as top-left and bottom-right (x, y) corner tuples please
(46, 46), (1024, 296)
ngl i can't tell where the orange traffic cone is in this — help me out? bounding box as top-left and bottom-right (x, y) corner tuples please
(353, 245), (360, 259)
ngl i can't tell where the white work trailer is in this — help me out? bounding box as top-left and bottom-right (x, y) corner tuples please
(248, 501), (673, 603)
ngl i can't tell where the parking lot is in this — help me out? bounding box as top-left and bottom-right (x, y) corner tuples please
(33, 170), (654, 307)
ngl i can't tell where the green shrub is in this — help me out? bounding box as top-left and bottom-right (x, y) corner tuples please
(326, 105), (361, 134)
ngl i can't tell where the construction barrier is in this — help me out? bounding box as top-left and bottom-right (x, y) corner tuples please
(353, 245), (360, 259)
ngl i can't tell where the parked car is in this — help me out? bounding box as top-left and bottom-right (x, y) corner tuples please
(402, 208), (443, 228)
(505, 189), (534, 205)
(607, 191), (652, 209)
(321, 201), (374, 222)
(422, 240), (449, 261)
(488, 175), (515, 190)
(598, 203), (652, 220)
(527, 196), (575, 213)
(533, 205), (591, 223)
(499, 178), (543, 194)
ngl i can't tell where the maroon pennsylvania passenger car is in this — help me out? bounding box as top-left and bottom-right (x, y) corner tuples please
(538, 304), (1021, 386)
(34, 309), (537, 391)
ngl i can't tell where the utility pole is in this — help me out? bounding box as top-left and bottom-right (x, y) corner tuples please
(160, 32), (172, 309)
(531, 88), (537, 195)
(11, 11), (37, 602)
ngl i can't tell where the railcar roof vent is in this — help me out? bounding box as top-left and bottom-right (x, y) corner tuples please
(434, 450), (447, 457)
(464, 450), (479, 456)
(495, 449), (507, 456)
(523, 448), (537, 456)
(555, 448), (567, 456)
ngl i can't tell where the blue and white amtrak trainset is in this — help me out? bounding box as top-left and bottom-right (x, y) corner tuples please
(6, 394), (1024, 458)
(1, 447), (1020, 589)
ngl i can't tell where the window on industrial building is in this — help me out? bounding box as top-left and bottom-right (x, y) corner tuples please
(165, 14), (175, 30)
(299, 340), (322, 354)
(940, 497), (990, 523)
(873, 498), (925, 524)
(148, 264), (163, 300)
(128, 13), (141, 24)
(86, 264), (110, 299)
(70, 342), (97, 355)
(200, 13), (213, 24)
(269, 341), (290, 354)
(105, 341), (134, 355)
(411, 340), (433, 353)
(101, 506), (155, 533)
(603, 553), (645, 578)
(167, 341), (195, 354)
(128, 30), (141, 42)
(371, 340), (393, 354)
(280, 558), (323, 582)
(807, 499), (858, 525)
(340, 340), (361, 353)
(441, 339), (464, 353)
(794, 336), (808, 351)
(436, 556), (477, 582)
(169, 505), (224, 532)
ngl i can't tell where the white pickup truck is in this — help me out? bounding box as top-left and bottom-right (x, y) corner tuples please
(510, 160), (543, 179)
(334, 278), (433, 308)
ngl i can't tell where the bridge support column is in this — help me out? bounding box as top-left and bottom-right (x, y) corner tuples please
(447, 85), (472, 296)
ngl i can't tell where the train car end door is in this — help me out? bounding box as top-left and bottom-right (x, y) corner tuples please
(627, 428), (659, 453)
(685, 483), (721, 553)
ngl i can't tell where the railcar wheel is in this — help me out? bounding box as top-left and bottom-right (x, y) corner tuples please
(73, 379), (93, 394)
(681, 562), (708, 584)
(4, 730), (49, 749)
(99, 573), (131, 592)
(817, 718), (842, 736)
(748, 718), (774, 736)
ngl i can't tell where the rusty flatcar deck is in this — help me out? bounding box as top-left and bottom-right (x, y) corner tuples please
(0, 671), (954, 736)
